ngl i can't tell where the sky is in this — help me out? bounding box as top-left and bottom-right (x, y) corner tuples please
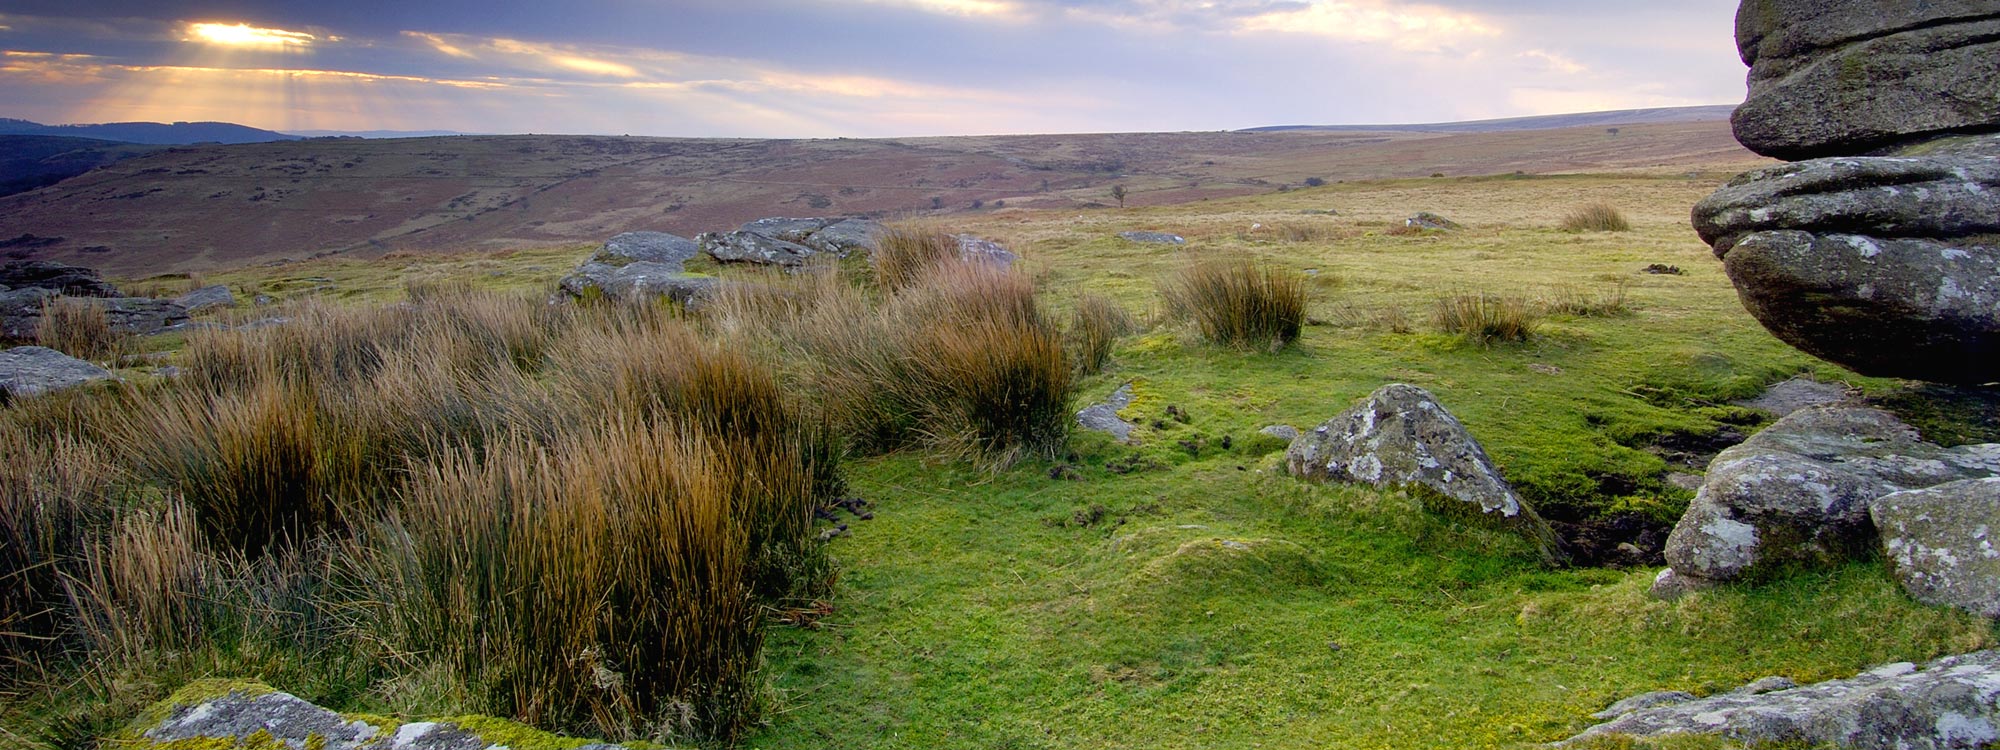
(0, 1), (1750, 138)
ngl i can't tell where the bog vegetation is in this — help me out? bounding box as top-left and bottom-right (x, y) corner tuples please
(3, 172), (1992, 750)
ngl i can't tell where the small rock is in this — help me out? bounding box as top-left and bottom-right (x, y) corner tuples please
(1732, 376), (1852, 418)
(1077, 383), (1137, 443)
(1118, 231), (1186, 245)
(1259, 424), (1300, 441)
(0, 345), (114, 398)
(1403, 212), (1461, 231)
(1873, 477), (2000, 617)
(1287, 384), (1562, 563)
(1647, 567), (1708, 600)
(1591, 690), (1696, 720)
(1641, 264), (1684, 275)
(955, 235), (1019, 269)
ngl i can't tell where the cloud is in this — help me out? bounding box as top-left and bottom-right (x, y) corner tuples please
(1234, 0), (1500, 49)
(1519, 49), (1584, 74)
(184, 22), (317, 48)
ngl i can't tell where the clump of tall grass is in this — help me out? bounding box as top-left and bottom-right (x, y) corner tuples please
(364, 420), (789, 741)
(0, 433), (116, 677)
(35, 298), (127, 362)
(1432, 293), (1539, 343)
(1068, 294), (1136, 374)
(871, 226), (960, 292)
(1559, 201), (1632, 232)
(1161, 257), (1306, 349)
(1543, 280), (1631, 318)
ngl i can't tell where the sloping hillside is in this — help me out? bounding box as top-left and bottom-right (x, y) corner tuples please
(0, 121), (1765, 276)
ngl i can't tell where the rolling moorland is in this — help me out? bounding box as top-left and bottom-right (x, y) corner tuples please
(0, 117), (1759, 277)
(5, 116), (1999, 750)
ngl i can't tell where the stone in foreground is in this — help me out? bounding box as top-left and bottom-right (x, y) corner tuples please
(1286, 384), (1561, 563)
(131, 680), (646, 750)
(1565, 650), (2000, 749)
(1663, 406), (2000, 585)
(0, 345), (113, 398)
(1076, 383), (1137, 443)
(1873, 477), (2000, 618)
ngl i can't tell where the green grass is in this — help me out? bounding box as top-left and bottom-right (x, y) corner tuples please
(13, 170), (1993, 750)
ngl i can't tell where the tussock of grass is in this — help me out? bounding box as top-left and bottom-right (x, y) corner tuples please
(1544, 281), (1632, 318)
(872, 225), (960, 292)
(1068, 294), (1137, 374)
(1560, 201), (1632, 232)
(35, 297), (128, 361)
(1433, 292), (1540, 343)
(1161, 257), (1306, 349)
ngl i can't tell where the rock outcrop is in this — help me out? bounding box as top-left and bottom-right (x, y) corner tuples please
(1118, 231), (1185, 245)
(1566, 651), (2000, 749)
(171, 285), (237, 314)
(1874, 478), (2000, 617)
(0, 345), (114, 398)
(954, 235), (1018, 269)
(0, 260), (121, 297)
(557, 231), (725, 307)
(1403, 212), (1460, 231)
(129, 681), (642, 750)
(1286, 384), (1561, 562)
(587, 231), (700, 269)
(1694, 1), (2000, 384)
(698, 217), (883, 266)
(0, 287), (190, 339)
(1660, 405), (2000, 591)
(1076, 383), (1137, 443)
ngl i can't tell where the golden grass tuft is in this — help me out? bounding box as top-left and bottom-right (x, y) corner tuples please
(35, 297), (128, 362)
(1068, 294), (1137, 374)
(872, 225), (961, 292)
(1432, 292), (1539, 343)
(1559, 201), (1632, 232)
(1161, 257), (1307, 349)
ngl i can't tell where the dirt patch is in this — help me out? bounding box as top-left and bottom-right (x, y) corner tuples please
(1549, 512), (1673, 568)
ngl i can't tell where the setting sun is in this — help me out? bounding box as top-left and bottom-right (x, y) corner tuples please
(186, 22), (316, 48)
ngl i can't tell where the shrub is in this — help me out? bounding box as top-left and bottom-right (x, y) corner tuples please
(365, 420), (796, 741)
(1560, 202), (1632, 232)
(872, 226), (959, 292)
(35, 297), (127, 361)
(1068, 294), (1136, 374)
(1432, 293), (1539, 343)
(1161, 257), (1306, 349)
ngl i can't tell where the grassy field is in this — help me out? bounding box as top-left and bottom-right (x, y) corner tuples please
(8, 170), (1992, 750)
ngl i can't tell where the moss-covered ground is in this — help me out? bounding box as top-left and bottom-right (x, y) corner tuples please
(73, 170), (1996, 749)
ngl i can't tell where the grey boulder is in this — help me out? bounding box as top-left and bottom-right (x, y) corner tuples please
(700, 229), (822, 267)
(1403, 212), (1461, 231)
(557, 261), (722, 308)
(171, 285), (236, 314)
(0, 260), (120, 297)
(1662, 406), (2000, 585)
(1286, 384), (1561, 562)
(588, 231), (699, 270)
(1076, 383), (1136, 443)
(955, 235), (1018, 269)
(136, 683), (645, 750)
(1732, 0), (2000, 159)
(0, 287), (189, 339)
(1565, 651), (2000, 749)
(1873, 478), (2000, 617)
(803, 218), (884, 256)
(0, 345), (114, 398)
(1119, 231), (1185, 245)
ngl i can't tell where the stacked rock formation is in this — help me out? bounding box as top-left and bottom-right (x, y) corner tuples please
(1691, 0), (2000, 385)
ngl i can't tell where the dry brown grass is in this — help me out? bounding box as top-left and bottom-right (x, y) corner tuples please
(1432, 292), (1539, 343)
(1559, 201), (1632, 232)
(872, 225), (960, 292)
(35, 298), (127, 362)
(1068, 294), (1137, 374)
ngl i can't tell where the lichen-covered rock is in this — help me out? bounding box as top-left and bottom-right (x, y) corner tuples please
(172, 284), (237, 314)
(0, 260), (120, 297)
(126, 680), (649, 750)
(1564, 650), (2000, 749)
(802, 218), (883, 256)
(1732, 0), (2000, 159)
(1663, 406), (2000, 584)
(1873, 477), (2000, 617)
(0, 286), (56, 338)
(1286, 384), (1561, 562)
(1731, 375), (1852, 418)
(1076, 382), (1136, 443)
(0, 288), (190, 339)
(0, 345), (113, 398)
(700, 229), (821, 266)
(955, 235), (1018, 269)
(557, 261), (722, 308)
(1118, 231), (1185, 245)
(1403, 212), (1461, 231)
(1259, 424), (1300, 441)
(588, 231), (699, 270)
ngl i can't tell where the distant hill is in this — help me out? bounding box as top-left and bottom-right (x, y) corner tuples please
(1244, 105), (1738, 134)
(0, 135), (165, 198)
(0, 118), (299, 145)
(285, 129), (473, 139)
(0, 120), (1769, 276)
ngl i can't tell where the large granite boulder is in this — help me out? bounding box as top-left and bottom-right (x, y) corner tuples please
(1661, 406), (2000, 588)
(700, 230), (821, 267)
(0, 345), (114, 398)
(171, 285), (236, 314)
(588, 231), (699, 269)
(1873, 478), (2000, 617)
(699, 217), (884, 266)
(1732, 0), (2000, 160)
(557, 261), (722, 308)
(0, 287), (189, 339)
(1565, 650), (2000, 748)
(1286, 384), (1562, 563)
(1696, 2), (2000, 384)
(803, 218), (884, 256)
(0, 260), (120, 297)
